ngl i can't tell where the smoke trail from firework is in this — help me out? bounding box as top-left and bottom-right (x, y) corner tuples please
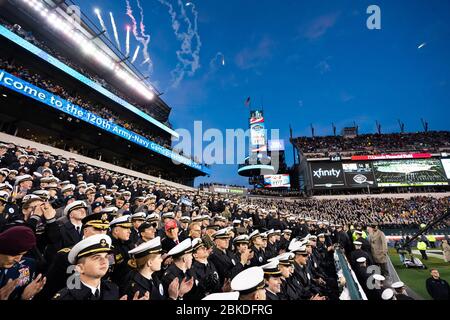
(157, 0), (202, 88)
(125, 25), (131, 57)
(109, 12), (121, 51)
(131, 45), (141, 63)
(95, 9), (111, 39)
(125, 0), (153, 74)
(135, 0), (153, 73)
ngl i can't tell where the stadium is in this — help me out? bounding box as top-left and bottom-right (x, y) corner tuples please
(0, 0), (449, 310)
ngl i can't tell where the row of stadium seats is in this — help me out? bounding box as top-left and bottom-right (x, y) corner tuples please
(291, 131), (450, 157)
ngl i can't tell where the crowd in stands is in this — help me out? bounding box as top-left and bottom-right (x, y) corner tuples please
(311, 186), (450, 196)
(199, 182), (247, 189)
(0, 19), (170, 124)
(0, 58), (174, 149)
(0, 141), (449, 301)
(249, 188), (305, 197)
(251, 197), (449, 230)
(292, 131), (450, 157)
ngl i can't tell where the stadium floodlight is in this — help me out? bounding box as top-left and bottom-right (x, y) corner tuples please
(40, 9), (49, 18)
(95, 53), (114, 69)
(46, 12), (57, 24)
(115, 69), (128, 80)
(94, 8), (100, 15)
(82, 43), (97, 56)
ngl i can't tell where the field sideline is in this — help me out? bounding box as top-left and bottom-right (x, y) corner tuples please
(389, 248), (450, 300)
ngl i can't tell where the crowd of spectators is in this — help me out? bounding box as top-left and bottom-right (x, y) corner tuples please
(0, 58), (175, 149)
(0, 19), (170, 124)
(246, 197), (449, 230)
(199, 182), (247, 189)
(1, 140), (448, 231)
(249, 188), (305, 197)
(292, 131), (450, 157)
(0, 140), (448, 301)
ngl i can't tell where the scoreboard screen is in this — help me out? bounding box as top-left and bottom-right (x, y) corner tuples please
(372, 158), (448, 187)
(308, 157), (449, 189)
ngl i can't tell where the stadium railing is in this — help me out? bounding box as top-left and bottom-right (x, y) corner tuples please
(334, 247), (367, 300)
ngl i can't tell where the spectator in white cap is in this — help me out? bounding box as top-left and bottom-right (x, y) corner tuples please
(178, 216), (191, 241)
(161, 238), (195, 300)
(13, 174), (33, 200)
(61, 184), (75, 198)
(19, 194), (43, 222)
(109, 215), (134, 292)
(261, 259), (282, 300)
(130, 212), (146, 246)
(190, 238), (221, 299)
(60, 200), (88, 248)
(231, 266), (266, 300)
(350, 241), (373, 269)
(232, 234), (252, 267)
(249, 230), (266, 267)
(391, 281), (414, 300)
(265, 229), (278, 260)
(353, 256), (373, 298)
(381, 288), (396, 300)
(291, 242), (325, 300)
(368, 274), (386, 301)
(52, 234), (119, 300)
(124, 237), (165, 300)
(209, 228), (245, 289)
(278, 229), (292, 252)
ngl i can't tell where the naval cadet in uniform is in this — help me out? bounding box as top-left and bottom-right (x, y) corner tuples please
(124, 237), (168, 300)
(52, 234), (119, 300)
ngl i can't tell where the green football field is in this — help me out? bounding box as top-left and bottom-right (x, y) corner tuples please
(388, 248), (450, 300)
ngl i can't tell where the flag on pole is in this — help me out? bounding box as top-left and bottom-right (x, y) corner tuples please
(244, 96), (251, 107)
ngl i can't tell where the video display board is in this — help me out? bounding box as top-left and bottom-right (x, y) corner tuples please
(264, 174), (291, 188)
(342, 162), (376, 188)
(372, 158), (448, 187)
(249, 110), (267, 149)
(308, 158), (449, 189)
(310, 162), (345, 188)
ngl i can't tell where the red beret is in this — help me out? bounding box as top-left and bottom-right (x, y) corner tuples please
(0, 226), (36, 256)
(165, 219), (178, 232)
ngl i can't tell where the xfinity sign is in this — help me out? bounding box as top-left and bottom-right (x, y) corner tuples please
(310, 162), (345, 189)
(313, 168), (341, 179)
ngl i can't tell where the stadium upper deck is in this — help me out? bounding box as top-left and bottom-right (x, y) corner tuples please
(291, 131), (450, 159)
(0, 0), (175, 136)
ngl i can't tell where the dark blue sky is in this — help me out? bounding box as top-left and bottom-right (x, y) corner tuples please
(76, 0), (450, 186)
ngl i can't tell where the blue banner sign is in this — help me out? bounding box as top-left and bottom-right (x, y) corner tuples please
(0, 69), (210, 175)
